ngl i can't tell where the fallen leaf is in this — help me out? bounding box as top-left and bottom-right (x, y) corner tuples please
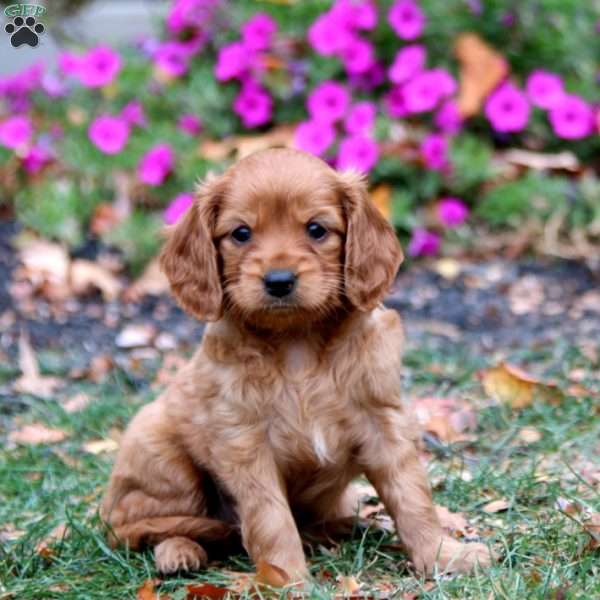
(433, 258), (462, 280)
(435, 505), (468, 534)
(83, 438), (119, 454)
(502, 149), (579, 172)
(137, 579), (170, 600)
(36, 523), (69, 558)
(255, 561), (290, 588)
(62, 392), (91, 414)
(555, 497), (582, 516)
(480, 363), (564, 409)
(186, 583), (230, 599)
(411, 397), (477, 443)
(454, 33), (508, 117)
(9, 423), (68, 445)
(70, 259), (122, 301)
(13, 328), (63, 398)
(370, 184), (391, 220)
(124, 258), (169, 302)
(584, 513), (600, 549)
(116, 323), (156, 349)
(338, 575), (361, 595)
(518, 427), (542, 444)
(482, 499), (510, 513)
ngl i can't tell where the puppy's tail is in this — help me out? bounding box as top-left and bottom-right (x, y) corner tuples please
(107, 516), (233, 550)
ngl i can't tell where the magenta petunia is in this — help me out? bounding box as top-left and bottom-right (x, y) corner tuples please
(78, 46), (122, 88)
(294, 120), (336, 156)
(307, 13), (353, 56)
(420, 133), (449, 171)
(403, 69), (454, 113)
(0, 116), (33, 149)
(233, 84), (273, 128)
(164, 192), (195, 224)
(178, 114), (203, 135)
(341, 36), (375, 75)
(121, 101), (146, 128)
(434, 100), (463, 134)
(41, 73), (66, 98)
(350, 60), (386, 91)
(485, 82), (530, 133)
(549, 94), (594, 140)
(88, 115), (130, 155)
(307, 81), (350, 123)
(138, 143), (174, 186)
(215, 42), (250, 81)
(0, 63), (44, 99)
(526, 70), (566, 110)
(388, 44), (426, 84)
(437, 197), (469, 228)
(22, 144), (52, 174)
(167, 0), (219, 34)
(344, 101), (377, 134)
(337, 135), (379, 173)
(242, 13), (277, 51)
(384, 86), (408, 118)
(351, 0), (378, 30)
(388, 0), (426, 40)
(408, 228), (440, 257)
(154, 42), (190, 77)
(58, 51), (82, 77)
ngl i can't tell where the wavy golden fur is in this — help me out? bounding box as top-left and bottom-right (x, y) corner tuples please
(101, 148), (492, 578)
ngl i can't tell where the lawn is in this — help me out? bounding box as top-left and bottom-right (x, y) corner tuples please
(2, 332), (599, 599)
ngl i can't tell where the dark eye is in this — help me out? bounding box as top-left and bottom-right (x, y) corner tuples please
(231, 225), (252, 244)
(307, 222), (328, 241)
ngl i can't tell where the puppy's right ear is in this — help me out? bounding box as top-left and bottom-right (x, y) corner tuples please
(159, 175), (226, 322)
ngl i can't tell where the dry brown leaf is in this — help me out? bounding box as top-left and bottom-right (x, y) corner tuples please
(502, 149), (579, 172)
(454, 33), (508, 117)
(411, 397), (477, 443)
(137, 579), (170, 600)
(36, 523), (69, 558)
(70, 259), (122, 301)
(584, 513), (600, 549)
(90, 203), (124, 236)
(186, 583), (230, 599)
(9, 423), (68, 445)
(83, 438), (119, 454)
(255, 560), (290, 588)
(62, 392), (91, 414)
(482, 499), (510, 513)
(338, 575), (361, 595)
(370, 184), (391, 220)
(480, 363), (564, 409)
(435, 505), (468, 534)
(13, 329), (63, 398)
(518, 427), (542, 444)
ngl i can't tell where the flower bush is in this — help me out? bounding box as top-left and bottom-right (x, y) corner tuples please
(0, 0), (598, 268)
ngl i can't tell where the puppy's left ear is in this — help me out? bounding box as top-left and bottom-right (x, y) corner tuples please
(159, 174), (226, 322)
(338, 170), (404, 312)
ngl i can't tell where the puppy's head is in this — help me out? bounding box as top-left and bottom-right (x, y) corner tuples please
(160, 148), (402, 328)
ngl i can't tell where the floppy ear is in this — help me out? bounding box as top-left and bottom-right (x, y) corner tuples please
(338, 171), (404, 312)
(159, 175), (225, 322)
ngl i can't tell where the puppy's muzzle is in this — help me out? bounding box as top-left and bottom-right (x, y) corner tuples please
(263, 269), (297, 298)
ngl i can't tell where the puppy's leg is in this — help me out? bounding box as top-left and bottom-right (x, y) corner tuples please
(362, 435), (493, 575)
(154, 536), (207, 574)
(220, 450), (307, 580)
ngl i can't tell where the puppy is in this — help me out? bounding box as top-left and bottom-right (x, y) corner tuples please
(101, 148), (493, 578)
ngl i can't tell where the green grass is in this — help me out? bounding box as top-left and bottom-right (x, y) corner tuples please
(1, 341), (599, 599)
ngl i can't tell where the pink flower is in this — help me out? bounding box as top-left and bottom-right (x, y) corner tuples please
(22, 144), (52, 174)
(0, 63), (44, 98)
(242, 13), (277, 51)
(435, 100), (463, 134)
(121, 101), (146, 127)
(154, 42), (190, 77)
(345, 101), (376, 134)
(294, 120), (336, 156)
(88, 115), (130, 155)
(388, 0), (426, 40)
(350, 1), (378, 30)
(78, 46), (121, 88)
(138, 143), (174, 186)
(307, 13), (353, 56)
(164, 193), (194, 224)
(437, 197), (469, 228)
(384, 86), (408, 118)
(388, 44), (426, 84)
(58, 51), (81, 77)
(233, 84), (273, 128)
(526, 70), (565, 110)
(337, 135), (379, 173)
(408, 228), (440, 257)
(549, 95), (594, 140)
(341, 36), (375, 75)
(307, 81), (350, 123)
(403, 69), (455, 113)
(41, 73), (66, 98)
(0, 116), (32, 149)
(485, 82), (530, 133)
(420, 133), (448, 171)
(167, 0), (219, 34)
(178, 114), (203, 135)
(350, 61), (386, 91)
(215, 42), (250, 81)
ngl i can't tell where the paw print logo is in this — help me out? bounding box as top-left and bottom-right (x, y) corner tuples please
(5, 15), (45, 48)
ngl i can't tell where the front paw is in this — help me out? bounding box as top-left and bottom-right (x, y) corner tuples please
(154, 537), (207, 574)
(413, 536), (494, 575)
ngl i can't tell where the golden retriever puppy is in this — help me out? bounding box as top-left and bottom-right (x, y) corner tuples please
(101, 148), (493, 579)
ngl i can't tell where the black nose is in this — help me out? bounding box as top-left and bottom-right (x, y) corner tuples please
(264, 269), (296, 298)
